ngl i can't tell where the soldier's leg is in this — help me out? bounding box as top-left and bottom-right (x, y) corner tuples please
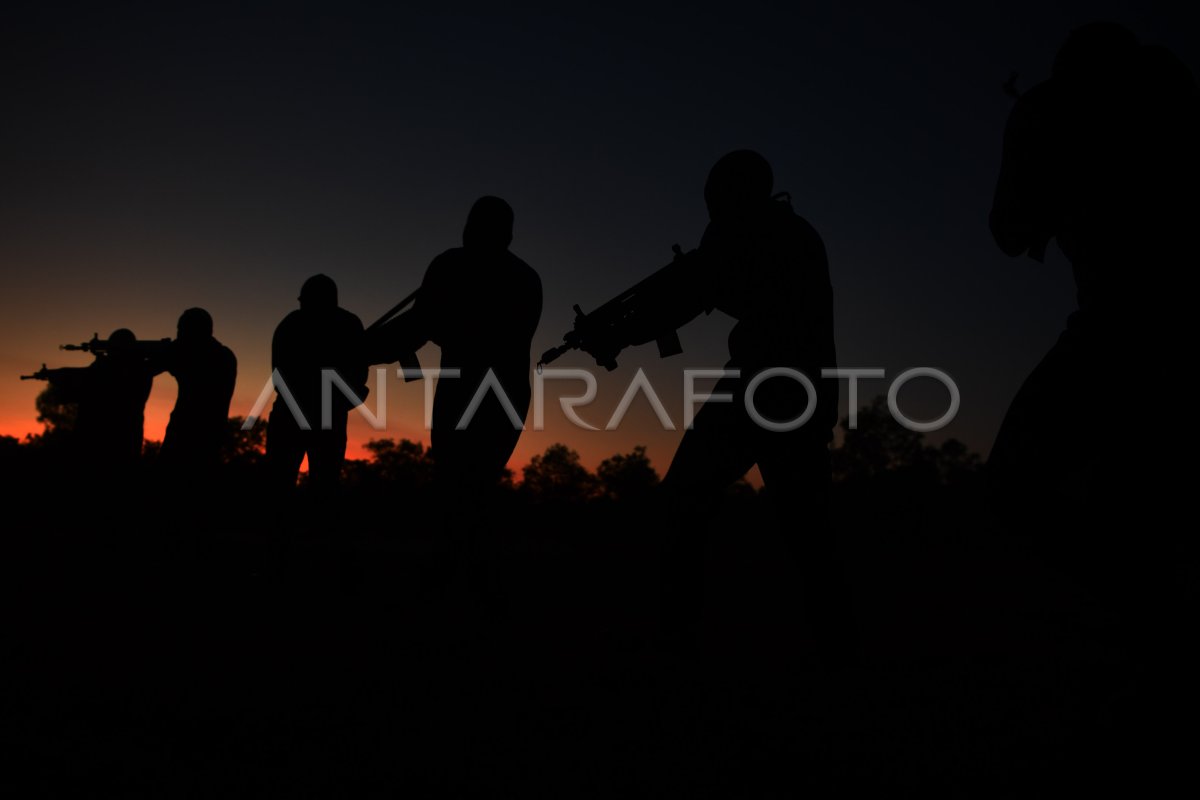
(661, 407), (759, 493)
(657, 384), (758, 652)
(265, 405), (306, 492)
(306, 419), (348, 492)
(303, 418), (355, 590)
(263, 407), (308, 580)
(431, 406), (523, 612)
(758, 440), (856, 667)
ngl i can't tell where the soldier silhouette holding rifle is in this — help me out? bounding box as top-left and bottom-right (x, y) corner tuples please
(367, 196), (542, 502)
(542, 151), (847, 660)
(24, 328), (157, 475)
(152, 308), (237, 482)
(267, 275), (367, 493)
(988, 24), (1198, 624)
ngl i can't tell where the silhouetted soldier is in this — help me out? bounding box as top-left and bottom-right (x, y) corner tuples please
(989, 26), (1199, 783)
(988, 24), (1198, 601)
(58, 328), (155, 473)
(267, 275), (368, 492)
(578, 151), (844, 659)
(153, 308), (238, 479)
(377, 196), (542, 499)
(364, 197), (540, 608)
(989, 32), (1199, 774)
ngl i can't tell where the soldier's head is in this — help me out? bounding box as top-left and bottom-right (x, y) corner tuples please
(1053, 22), (1138, 84)
(463, 196), (514, 252)
(177, 307), (213, 342)
(107, 328), (138, 358)
(704, 150), (774, 226)
(299, 274), (338, 310)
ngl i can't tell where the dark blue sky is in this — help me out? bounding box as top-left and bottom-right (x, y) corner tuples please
(2, 1), (1194, 472)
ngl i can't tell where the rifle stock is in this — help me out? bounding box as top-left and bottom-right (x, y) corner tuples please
(365, 291), (423, 381)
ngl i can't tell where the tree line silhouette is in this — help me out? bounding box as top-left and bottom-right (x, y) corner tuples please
(6, 19), (1195, 794)
(2, 391), (981, 503)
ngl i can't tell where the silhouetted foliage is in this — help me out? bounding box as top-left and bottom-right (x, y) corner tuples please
(833, 396), (925, 480)
(34, 384), (77, 435)
(596, 445), (659, 502)
(21, 385), (79, 449)
(930, 437), (983, 487)
(497, 466), (515, 491)
(724, 478), (759, 501)
(832, 395), (981, 486)
(521, 443), (596, 504)
(343, 438), (435, 490)
(222, 417), (266, 467)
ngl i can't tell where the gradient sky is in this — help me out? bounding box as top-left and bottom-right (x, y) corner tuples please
(2, 1), (1194, 477)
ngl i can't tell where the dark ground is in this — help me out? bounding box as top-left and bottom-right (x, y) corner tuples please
(2, 463), (1193, 797)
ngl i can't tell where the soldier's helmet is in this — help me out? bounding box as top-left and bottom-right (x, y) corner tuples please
(177, 307), (213, 341)
(463, 195), (514, 251)
(299, 274), (338, 309)
(1053, 22), (1138, 83)
(106, 328), (138, 357)
(704, 150), (773, 224)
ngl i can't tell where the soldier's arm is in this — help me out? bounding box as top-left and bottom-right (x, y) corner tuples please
(44, 367), (90, 400)
(634, 246), (716, 339)
(372, 255), (447, 361)
(349, 315), (370, 394)
(593, 249), (712, 360)
(221, 349), (238, 414)
(143, 343), (174, 378)
(270, 317), (294, 389)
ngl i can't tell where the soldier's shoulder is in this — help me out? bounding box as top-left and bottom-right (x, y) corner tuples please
(430, 247), (467, 268)
(277, 308), (306, 327)
(777, 203), (823, 239)
(771, 205), (828, 266)
(1007, 79), (1060, 126)
(506, 251), (540, 283)
(421, 248), (469, 285)
(335, 306), (365, 330)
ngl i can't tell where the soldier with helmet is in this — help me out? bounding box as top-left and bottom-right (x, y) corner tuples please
(152, 307), (238, 480)
(558, 150), (847, 659)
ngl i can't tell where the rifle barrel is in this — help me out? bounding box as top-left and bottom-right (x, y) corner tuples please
(537, 342), (575, 369)
(367, 289), (420, 332)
